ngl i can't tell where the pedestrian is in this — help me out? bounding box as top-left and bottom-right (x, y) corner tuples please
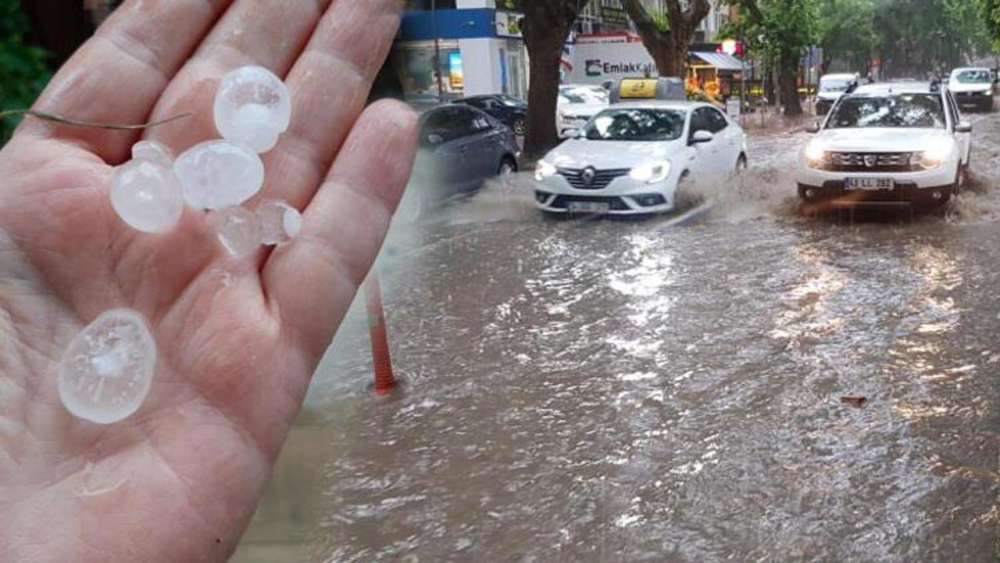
(0, 1), (417, 561)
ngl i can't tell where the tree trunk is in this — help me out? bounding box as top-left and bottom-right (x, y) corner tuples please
(522, 23), (568, 160)
(639, 32), (688, 77)
(779, 51), (803, 116)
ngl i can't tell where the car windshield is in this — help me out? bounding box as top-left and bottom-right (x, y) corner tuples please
(560, 87), (609, 105)
(827, 94), (946, 129)
(584, 108), (685, 141)
(952, 70), (992, 84)
(820, 79), (850, 92)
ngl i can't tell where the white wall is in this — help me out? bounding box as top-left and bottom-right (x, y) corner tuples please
(459, 38), (504, 95)
(456, 0), (495, 7)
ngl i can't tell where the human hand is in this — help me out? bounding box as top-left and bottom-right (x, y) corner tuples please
(0, 1), (416, 561)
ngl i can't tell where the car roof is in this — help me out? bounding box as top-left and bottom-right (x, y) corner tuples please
(821, 73), (857, 81)
(951, 67), (990, 73)
(605, 100), (712, 111)
(852, 82), (937, 95)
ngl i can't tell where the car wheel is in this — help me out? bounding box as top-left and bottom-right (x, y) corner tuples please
(955, 163), (967, 194)
(674, 171), (702, 210)
(497, 158), (517, 192)
(513, 117), (527, 136)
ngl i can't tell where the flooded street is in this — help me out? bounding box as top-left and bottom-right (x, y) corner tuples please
(234, 114), (1000, 562)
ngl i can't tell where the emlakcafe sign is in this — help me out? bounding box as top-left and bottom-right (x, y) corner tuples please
(569, 39), (658, 84)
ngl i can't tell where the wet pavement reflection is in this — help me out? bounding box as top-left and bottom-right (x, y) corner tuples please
(233, 114), (1000, 562)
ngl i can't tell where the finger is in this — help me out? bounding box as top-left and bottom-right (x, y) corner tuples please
(262, 100), (418, 360)
(145, 0), (332, 154)
(20, 0), (233, 162)
(258, 0), (405, 210)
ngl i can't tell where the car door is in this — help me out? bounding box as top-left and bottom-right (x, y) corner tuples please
(704, 107), (741, 172)
(946, 91), (971, 165)
(419, 107), (467, 198)
(687, 107), (724, 175)
(440, 106), (495, 192)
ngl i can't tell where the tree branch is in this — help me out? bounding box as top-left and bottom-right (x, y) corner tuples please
(621, 0), (665, 40)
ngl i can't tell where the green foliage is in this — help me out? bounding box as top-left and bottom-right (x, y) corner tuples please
(648, 8), (670, 32)
(723, 0), (821, 63)
(817, 0), (878, 72)
(0, 0), (51, 143)
(982, 0), (1000, 50)
(872, 0), (989, 76)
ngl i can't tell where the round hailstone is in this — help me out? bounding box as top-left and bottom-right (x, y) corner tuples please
(110, 159), (185, 233)
(131, 140), (174, 164)
(214, 65), (291, 153)
(209, 205), (262, 257)
(174, 140), (264, 210)
(255, 199), (303, 245)
(57, 309), (157, 424)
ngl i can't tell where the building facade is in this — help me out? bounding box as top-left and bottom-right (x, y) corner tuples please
(395, 0), (528, 101)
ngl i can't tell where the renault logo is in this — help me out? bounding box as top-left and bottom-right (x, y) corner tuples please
(582, 167), (596, 186)
(864, 154), (878, 168)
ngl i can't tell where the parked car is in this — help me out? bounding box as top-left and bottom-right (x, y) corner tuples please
(797, 81), (972, 208)
(404, 104), (521, 215)
(815, 73), (859, 115)
(948, 67), (994, 111)
(534, 101), (747, 216)
(452, 95), (528, 136)
(557, 85), (610, 138)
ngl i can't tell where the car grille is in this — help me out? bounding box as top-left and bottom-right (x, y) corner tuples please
(557, 167), (630, 190)
(551, 195), (631, 211)
(825, 152), (918, 172)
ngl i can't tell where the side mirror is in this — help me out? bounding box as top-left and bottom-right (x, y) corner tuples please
(426, 133), (444, 146)
(690, 130), (714, 144)
(956, 122), (973, 134)
(806, 121), (822, 134)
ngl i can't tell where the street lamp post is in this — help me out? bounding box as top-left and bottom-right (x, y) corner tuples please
(432, 0), (444, 102)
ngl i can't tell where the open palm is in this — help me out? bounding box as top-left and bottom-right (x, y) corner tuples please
(0, 1), (416, 561)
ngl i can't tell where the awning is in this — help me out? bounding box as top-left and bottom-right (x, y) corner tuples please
(691, 52), (744, 72)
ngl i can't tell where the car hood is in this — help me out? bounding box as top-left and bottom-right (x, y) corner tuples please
(815, 128), (952, 152)
(817, 91), (846, 101)
(544, 139), (682, 169)
(949, 82), (992, 93)
(558, 102), (608, 117)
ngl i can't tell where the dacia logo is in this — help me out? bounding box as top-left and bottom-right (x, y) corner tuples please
(864, 154), (878, 168)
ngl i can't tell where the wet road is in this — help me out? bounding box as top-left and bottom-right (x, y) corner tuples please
(234, 113), (1000, 562)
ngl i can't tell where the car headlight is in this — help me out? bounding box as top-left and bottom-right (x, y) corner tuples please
(534, 159), (557, 181)
(917, 138), (955, 168)
(629, 161), (671, 184)
(804, 139), (828, 167)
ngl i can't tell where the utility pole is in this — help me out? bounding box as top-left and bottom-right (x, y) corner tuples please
(432, 0), (444, 101)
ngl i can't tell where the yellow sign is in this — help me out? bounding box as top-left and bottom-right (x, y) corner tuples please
(619, 78), (658, 99)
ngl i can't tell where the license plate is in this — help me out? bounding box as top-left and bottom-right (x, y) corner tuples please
(568, 201), (610, 213)
(845, 177), (894, 191)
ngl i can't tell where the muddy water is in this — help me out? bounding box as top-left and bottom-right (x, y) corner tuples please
(233, 114), (1000, 562)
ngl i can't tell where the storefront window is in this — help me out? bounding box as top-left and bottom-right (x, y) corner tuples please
(394, 43), (465, 102)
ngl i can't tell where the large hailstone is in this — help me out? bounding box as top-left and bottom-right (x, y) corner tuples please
(255, 199), (302, 245)
(57, 309), (157, 424)
(131, 140), (174, 165)
(174, 140), (265, 210)
(214, 65), (292, 153)
(110, 159), (185, 233)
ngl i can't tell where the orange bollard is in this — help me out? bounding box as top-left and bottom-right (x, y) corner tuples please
(365, 274), (396, 395)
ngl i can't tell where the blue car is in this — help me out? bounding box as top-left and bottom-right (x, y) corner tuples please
(453, 95), (529, 136)
(406, 104), (521, 214)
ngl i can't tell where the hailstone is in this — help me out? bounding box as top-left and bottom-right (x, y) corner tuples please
(174, 140), (265, 210)
(131, 140), (174, 165)
(213, 65), (291, 153)
(57, 309), (157, 424)
(110, 159), (184, 233)
(255, 199), (302, 245)
(209, 205), (262, 257)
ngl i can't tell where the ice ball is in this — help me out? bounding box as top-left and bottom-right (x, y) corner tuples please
(110, 159), (184, 233)
(214, 65), (291, 153)
(131, 140), (174, 165)
(57, 308), (157, 424)
(255, 199), (302, 245)
(209, 205), (262, 257)
(175, 140), (264, 210)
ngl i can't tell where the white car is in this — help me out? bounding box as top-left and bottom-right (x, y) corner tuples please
(948, 67), (995, 111)
(815, 73), (859, 115)
(797, 81), (972, 207)
(535, 101), (748, 216)
(557, 85), (610, 138)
